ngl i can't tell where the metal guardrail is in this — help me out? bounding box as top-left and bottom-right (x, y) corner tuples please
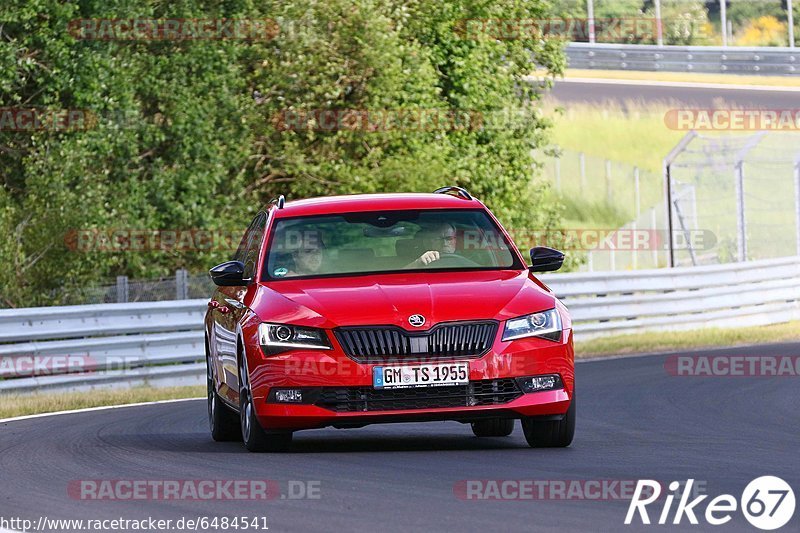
(0, 299), (207, 394)
(1, 256), (798, 393)
(540, 256), (800, 338)
(566, 43), (800, 75)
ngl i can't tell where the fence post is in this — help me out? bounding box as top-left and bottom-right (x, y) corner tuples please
(555, 157), (561, 193)
(734, 162), (747, 262)
(650, 208), (658, 267)
(176, 269), (188, 300)
(795, 158), (800, 256)
(634, 166), (641, 220)
(116, 276), (129, 303)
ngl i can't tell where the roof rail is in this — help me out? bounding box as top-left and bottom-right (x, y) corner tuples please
(433, 186), (473, 201)
(270, 195), (285, 209)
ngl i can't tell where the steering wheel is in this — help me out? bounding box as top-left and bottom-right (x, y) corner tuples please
(427, 253), (480, 268)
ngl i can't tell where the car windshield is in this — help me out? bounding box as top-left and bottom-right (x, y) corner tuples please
(263, 209), (521, 280)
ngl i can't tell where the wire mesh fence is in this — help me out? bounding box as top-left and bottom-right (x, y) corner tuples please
(34, 270), (215, 307)
(539, 147), (668, 271)
(667, 132), (800, 267)
(540, 133), (800, 271)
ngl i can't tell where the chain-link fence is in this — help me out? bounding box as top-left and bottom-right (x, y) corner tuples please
(539, 147), (668, 271)
(667, 131), (800, 267)
(35, 269), (215, 307)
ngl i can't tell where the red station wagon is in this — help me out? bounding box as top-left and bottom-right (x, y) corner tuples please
(205, 187), (574, 452)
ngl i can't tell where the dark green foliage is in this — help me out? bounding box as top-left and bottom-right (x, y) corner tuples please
(0, 0), (566, 306)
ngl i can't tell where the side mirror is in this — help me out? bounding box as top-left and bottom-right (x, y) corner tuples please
(529, 247), (564, 272)
(210, 261), (247, 286)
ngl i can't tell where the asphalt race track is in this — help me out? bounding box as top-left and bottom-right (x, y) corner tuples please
(548, 79), (800, 108)
(1, 343), (798, 533)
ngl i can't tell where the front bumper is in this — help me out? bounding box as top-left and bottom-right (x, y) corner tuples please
(247, 329), (574, 431)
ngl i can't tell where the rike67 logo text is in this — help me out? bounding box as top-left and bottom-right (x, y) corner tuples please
(626, 477), (795, 530)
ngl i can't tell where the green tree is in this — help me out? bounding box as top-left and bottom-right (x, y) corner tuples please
(0, 0), (567, 307)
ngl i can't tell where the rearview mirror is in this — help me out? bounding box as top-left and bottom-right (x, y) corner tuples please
(209, 260), (247, 286)
(529, 247), (564, 272)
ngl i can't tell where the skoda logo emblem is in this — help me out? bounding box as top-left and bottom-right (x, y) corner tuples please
(408, 314), (426, 327)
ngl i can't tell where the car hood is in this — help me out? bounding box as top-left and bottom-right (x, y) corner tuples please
(253, 270), (556, 329)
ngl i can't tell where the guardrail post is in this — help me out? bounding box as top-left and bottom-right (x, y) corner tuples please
(176, 269), (188, 300)
(116, 276), (129, 303)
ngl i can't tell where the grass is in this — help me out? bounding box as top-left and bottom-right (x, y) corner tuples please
(575, 321), (800, 358)
(565, 69), (800, 88)
(539, 100), (680, 231)
(545, 100), (683, 174)
(0, 385), (204, 420)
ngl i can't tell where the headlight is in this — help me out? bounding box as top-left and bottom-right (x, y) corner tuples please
(258, 323), (332, 355)
(502, 308), (562, 342)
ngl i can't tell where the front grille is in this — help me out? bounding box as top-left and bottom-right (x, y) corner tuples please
(334, 321), (498, 363)
(315, 379), (522, 412)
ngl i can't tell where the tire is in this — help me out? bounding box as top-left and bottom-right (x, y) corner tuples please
(239, 353), (293, 453)
(521, 392), (575, 448)
(207, 354), (241, 442)
(471, 418), (515, 437)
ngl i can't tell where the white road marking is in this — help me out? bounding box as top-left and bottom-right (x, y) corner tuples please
(0, 397), (203, 425)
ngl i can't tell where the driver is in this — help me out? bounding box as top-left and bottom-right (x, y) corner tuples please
(286, 229), (325, 276)
(407, 222), (457, 268)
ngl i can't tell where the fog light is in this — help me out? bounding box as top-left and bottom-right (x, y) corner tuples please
(274, 389), (303, 403)
(516, 374), (561, 393)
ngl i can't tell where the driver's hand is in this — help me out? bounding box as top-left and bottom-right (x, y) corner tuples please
(417, 251), (440, 265)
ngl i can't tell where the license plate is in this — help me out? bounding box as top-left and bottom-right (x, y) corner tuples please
(373, 362), (469, 389)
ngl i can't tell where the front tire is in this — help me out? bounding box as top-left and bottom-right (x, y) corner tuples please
(239, 353), (293, 453)
(521, 393), (575, 448)
(471, 418), (514, 437)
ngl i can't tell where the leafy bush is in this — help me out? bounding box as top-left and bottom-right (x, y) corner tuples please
(0, 0), (567, 307)
(736, 15), (788, 47)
